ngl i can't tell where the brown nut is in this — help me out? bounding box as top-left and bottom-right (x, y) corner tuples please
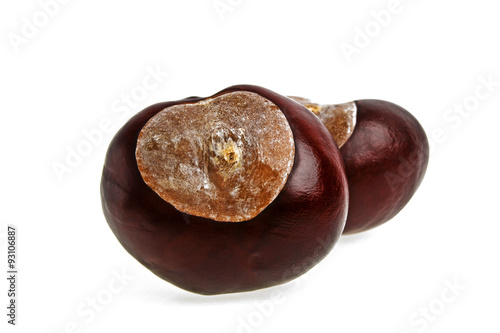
(291, 97), (429, 234)
(100, 85), (348, 295)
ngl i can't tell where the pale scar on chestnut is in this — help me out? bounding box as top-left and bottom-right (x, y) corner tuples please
(135, 91), (295, 222)
(289, 96), (357, 148)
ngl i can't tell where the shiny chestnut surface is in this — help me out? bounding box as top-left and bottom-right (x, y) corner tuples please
(341, 100), (429, 234)
(100, 85), (348, 295)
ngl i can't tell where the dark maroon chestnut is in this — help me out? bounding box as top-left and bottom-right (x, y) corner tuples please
(291, 97), (429, 235)
(100, 85), (348, 295)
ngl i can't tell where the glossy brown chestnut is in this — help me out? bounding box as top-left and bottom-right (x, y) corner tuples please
(100, 85), (348, 295)
(292, 98), (429, 234)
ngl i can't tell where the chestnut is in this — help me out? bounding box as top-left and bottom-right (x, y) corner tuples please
(291, 97), (429, 234)
(100, 85), (348, 295)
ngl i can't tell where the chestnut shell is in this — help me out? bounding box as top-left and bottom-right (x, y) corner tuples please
(341, 100), (429, 234)
(100, 85), (348, 295)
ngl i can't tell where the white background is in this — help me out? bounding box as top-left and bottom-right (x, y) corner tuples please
(1, 0), (499, 332)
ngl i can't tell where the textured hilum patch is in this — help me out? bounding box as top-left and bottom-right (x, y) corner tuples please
(136, 91), (295, 222)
